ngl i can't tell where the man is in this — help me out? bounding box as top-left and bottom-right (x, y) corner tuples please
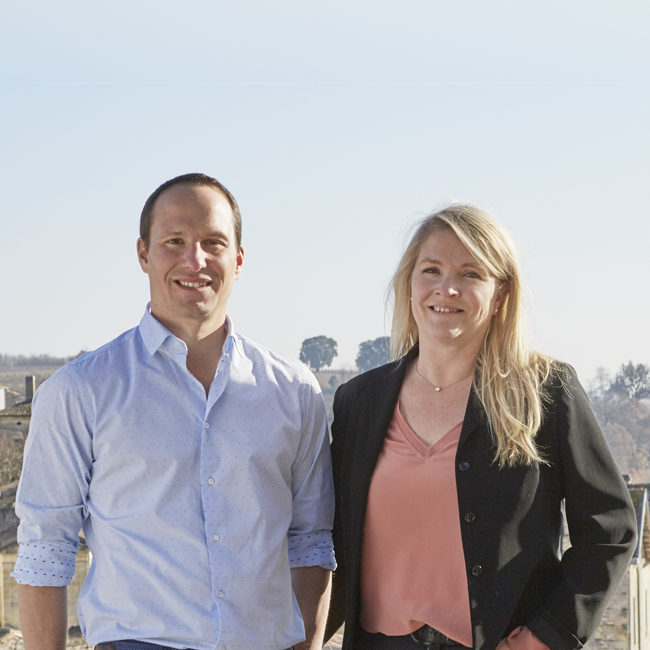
(13, 173), (335, 650)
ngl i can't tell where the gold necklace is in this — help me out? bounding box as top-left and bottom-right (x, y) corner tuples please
(415, 364), (474, 392)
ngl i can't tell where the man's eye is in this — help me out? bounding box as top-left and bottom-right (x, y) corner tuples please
(166, 238), (183, 245)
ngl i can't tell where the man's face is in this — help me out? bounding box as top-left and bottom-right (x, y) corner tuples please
(137, 183), (244, 335)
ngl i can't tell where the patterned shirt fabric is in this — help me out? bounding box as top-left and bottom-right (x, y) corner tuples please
(12, 306), (335, 650)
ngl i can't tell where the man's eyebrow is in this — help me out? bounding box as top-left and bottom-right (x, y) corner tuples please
(159, 229), (230, 238)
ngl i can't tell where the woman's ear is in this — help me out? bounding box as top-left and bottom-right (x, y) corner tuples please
(494, 281), (510, 313)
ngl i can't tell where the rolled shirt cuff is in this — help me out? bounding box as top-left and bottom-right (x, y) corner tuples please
(11, 540), (79, 587)
(288, 530), (336, 570)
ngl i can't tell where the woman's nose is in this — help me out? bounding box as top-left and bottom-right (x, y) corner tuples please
(436, 277), (460, 296)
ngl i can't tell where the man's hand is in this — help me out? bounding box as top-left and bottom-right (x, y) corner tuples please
(291, 566), (332, 650)
(18, 585), (67, 650)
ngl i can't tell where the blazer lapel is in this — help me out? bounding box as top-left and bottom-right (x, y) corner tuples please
(458, 386), (486, 453)
(350, 349), (415, 545)
(366, 348), (416, 464)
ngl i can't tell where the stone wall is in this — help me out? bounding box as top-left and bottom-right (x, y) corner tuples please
(0, 484), (18, 551)
(628, 561), (650, 650)
(585, 568), (630, 649)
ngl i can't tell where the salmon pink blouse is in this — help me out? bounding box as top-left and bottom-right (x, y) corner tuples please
(360, 402), (549, 650)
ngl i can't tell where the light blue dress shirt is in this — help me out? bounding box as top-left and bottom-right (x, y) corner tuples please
(13, 307), (335, 650)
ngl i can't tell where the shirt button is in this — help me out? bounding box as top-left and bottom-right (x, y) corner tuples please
(213, 534), (220, 542)
(218, 590), (225, 598)
(204, 422), (210, 429)
(471, 564), (483, 576)
(207, 478), (215, 485)
(458, 461), (470, 472)
(464, 512), (476, 523)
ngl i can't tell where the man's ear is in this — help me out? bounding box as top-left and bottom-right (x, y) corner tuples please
(235, 246), (244, 279)
(137, 238), (149, 272)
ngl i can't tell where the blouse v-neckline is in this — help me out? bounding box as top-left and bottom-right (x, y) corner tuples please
(395, 400), (463, 458)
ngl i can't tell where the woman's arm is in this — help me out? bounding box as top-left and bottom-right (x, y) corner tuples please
(527, 365), (637, 648)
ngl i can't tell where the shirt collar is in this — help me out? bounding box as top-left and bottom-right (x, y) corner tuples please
(138, 304), (241, 358)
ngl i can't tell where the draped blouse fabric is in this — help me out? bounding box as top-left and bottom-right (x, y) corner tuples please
(359, 401), (550, 650)
(360, 402), (473, 647)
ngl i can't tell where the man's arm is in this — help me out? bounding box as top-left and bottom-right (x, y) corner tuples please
(18, 585), (67, 650)
(291, 566), (332, 650)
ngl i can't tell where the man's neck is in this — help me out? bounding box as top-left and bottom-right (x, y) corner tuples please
(185, 332), (227, 396)
(152, 311), (227, 353)
(151, 311), (228, 395)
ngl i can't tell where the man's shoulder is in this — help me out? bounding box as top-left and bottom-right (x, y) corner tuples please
(43, 327), (140, 389)
(66, 326), (141, 373)
(234, 332), (320, 389)
(32, 327), (140, 409)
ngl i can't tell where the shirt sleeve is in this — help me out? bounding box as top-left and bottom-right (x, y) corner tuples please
(12, 366), (92, 587)
(287, 377), (336, 571)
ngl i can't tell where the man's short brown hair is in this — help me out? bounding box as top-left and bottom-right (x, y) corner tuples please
(140, 173), (242, 248)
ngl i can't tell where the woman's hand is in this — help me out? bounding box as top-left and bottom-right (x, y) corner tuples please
(495, 641), (510, 650)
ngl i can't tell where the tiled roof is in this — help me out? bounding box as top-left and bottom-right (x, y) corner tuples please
(0, 400), (31, 417)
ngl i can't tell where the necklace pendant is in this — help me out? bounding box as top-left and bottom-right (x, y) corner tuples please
(434, 386), (441, 392)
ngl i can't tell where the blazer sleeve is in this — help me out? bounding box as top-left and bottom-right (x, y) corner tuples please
(527, 365), (638, 649)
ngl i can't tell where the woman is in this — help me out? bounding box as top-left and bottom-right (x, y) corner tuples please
(326, 204), (637, 650)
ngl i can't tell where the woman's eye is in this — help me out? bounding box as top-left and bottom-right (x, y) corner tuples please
(423, 267), (440, 274)
(463, 271), (481, 279)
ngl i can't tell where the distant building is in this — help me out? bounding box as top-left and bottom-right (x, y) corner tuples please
(0, 376), (35, 440)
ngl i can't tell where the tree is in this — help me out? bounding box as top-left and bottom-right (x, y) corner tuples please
(299, 336), (338, 372)
(610, 362), (650, 400)
(356, 336), (390, 372)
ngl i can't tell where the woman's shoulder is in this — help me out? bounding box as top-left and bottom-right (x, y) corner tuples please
(537, 358), (595, 424)
(526, 353), (580, 393)
(540, 358), (582, 392)
(336, 355), (409, 399)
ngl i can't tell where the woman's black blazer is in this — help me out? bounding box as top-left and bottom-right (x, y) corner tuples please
(327, 348), (637, 650)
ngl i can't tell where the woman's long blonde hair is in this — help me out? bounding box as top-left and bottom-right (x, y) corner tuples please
(390, 204), (554, 467)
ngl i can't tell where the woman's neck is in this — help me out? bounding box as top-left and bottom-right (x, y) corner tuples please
(415, 337), (480, 388)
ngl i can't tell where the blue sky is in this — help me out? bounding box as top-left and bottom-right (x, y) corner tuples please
(2, 1), (649, 383)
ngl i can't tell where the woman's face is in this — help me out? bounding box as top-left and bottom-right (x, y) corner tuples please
(410, 227), (505, 347)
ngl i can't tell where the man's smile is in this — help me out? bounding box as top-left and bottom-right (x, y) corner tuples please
(176, 279), (212, 288)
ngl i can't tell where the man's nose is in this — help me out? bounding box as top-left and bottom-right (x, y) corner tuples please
(182, 243), (207, 270)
